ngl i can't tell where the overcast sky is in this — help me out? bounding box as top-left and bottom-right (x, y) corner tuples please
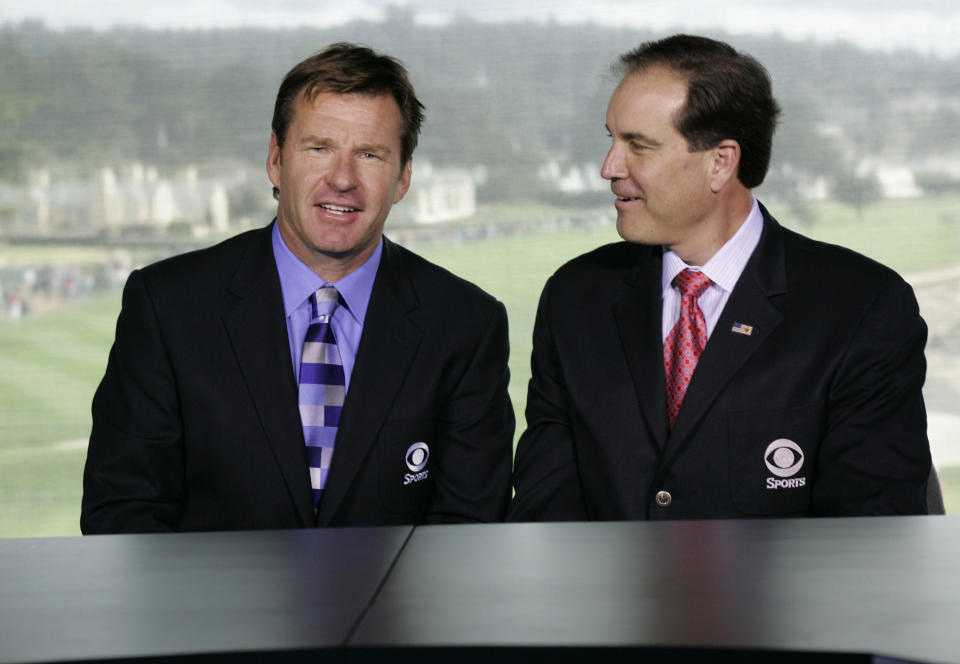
(2, 0), (959, 57)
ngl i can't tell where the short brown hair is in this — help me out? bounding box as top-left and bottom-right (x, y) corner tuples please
(271, 42), (425, 166)
(616, 34), (781, 188)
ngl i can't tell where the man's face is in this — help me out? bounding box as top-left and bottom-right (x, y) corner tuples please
(267, 90), (411, 279)
(601, 66), (716, 255)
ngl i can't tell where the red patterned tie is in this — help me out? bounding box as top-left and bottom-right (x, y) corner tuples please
(664, 269), (712, 429)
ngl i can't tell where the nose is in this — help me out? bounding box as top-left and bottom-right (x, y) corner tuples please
(600, 142), (624, 182)
(329, 153), (358, 191)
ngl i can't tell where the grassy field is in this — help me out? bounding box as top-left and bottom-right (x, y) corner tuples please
(770, 197), (960, 276)
(0, 290), (121, 536)
(2, 196), (959, 536)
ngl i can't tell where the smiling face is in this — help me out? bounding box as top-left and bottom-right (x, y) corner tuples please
(267, 90), (411, 281)
(601, 66), (719, 263)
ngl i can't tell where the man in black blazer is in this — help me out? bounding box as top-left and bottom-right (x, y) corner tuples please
(508, 35), (933, 521)
(82, 44), (514, 533)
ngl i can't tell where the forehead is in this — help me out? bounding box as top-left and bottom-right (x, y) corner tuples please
(289, 89), (404, 145)
(607, 66), (689, 132)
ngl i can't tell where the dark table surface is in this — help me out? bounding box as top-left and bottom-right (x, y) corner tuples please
(0, 526), (412, 663)
(3, 517), (959, 664)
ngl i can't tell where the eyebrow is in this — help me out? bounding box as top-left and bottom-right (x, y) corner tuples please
(605, 125), (662, 148)
(297, 135), (393, 156)
(297, 135), (333, 149)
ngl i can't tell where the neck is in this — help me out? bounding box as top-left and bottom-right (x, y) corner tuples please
(670, 188), (754, 266)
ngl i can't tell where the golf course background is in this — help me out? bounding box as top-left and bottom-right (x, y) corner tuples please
(2, 197), (959, 537)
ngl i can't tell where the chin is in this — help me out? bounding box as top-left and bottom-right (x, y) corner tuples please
(616, 218), (658, 246)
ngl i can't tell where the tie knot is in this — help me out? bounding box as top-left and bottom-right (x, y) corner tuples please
(672, 269), (712, 298)
(310, 287), (340, 320)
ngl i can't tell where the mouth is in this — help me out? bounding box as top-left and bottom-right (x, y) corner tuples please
(612, 188), (642, 203)
(316, 203), (360, 215)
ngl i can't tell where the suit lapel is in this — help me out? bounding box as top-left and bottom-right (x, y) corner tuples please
(667, 208), (788, 449)
(613, 247), (670, 451)
(222, 225), (315, 526)
(316, 238), (422, 525)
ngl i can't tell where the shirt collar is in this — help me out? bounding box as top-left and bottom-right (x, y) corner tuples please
(271, 220), (382, 325)
(662, 197), (763, 296)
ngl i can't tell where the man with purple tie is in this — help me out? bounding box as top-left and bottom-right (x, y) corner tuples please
(82, 43), (514, 533)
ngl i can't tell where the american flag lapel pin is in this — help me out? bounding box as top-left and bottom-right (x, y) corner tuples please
(731, 322), (754, 336)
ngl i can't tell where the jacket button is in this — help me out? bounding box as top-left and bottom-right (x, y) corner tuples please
(655, 490), (672, 507)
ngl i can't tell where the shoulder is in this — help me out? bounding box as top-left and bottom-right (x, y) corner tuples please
(128, 225), (272, 302)
(753, 213), (922, 336)
(547, 240), (655, 290)
(381, 236), (504, 315)
(139, 226), (268, 281)
(559, 240), (653, 271)
(779, 224), (912, 295)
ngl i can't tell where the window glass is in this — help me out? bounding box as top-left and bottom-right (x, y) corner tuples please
(1, 2), (957, 536)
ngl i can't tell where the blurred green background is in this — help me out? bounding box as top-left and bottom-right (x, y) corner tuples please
(2, 197), (958, 537)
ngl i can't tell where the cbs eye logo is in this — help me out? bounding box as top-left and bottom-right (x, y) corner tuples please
(764, 439), (804, 478)
(405, 442), (430, 472)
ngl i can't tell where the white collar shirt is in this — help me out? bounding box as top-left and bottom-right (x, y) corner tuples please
(661, 197), (764, 341)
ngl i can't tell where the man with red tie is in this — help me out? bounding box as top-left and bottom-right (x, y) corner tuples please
(509, 34), (934, 520)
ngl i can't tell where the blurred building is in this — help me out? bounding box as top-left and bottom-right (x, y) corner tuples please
(393, 162), (477, 225)
(1, 163), (231, 236)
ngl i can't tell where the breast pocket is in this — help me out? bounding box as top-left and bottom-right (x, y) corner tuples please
(378, 419), (435, 515)
(728, 403), (825, 516)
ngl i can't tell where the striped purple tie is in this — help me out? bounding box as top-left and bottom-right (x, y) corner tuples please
(298, 287), (345, 509)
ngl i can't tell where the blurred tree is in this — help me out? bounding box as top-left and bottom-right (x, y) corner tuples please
(0, 19), (953, 208)
(915, 172), (960, 197)
(833, 170), (882, 219)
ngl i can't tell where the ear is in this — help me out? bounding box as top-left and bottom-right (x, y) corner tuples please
(708, 139), (741, 193)
(393, 158), (412, 204)
(266, 132), (282, 190)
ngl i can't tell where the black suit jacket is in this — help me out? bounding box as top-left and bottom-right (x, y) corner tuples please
(82, 224), (514, 532)
(509, 205), (931, 521)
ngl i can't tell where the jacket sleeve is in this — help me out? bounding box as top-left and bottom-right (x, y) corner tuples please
(812, 276), (931, 515)
(424, 299), (515, 523)
(81, 269), (184, 533)
(508, 277), (590, 521)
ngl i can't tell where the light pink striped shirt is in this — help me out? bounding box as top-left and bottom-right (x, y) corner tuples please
(661, 198), (764, 342)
